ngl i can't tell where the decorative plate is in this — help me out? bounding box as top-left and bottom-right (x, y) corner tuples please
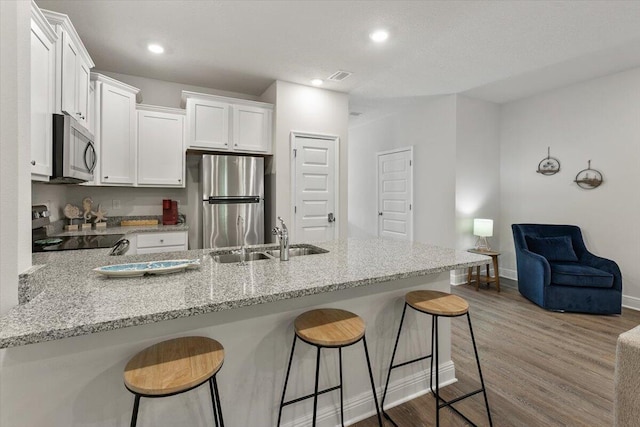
(94, 259), (200, 278)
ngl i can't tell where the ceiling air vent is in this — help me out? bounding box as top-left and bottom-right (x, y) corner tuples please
(327, 70), (353, 82)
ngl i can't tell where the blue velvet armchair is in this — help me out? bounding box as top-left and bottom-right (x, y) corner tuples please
(512, 224), (622, 314)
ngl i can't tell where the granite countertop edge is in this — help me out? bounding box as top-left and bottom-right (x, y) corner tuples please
(2, 239), (492, 349)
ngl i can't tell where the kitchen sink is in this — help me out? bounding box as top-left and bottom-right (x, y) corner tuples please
(211, 252), (272, 263)
(266, 245), (328, 258)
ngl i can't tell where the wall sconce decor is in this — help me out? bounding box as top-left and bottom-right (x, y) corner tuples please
(536, 147), (561, 175)
(574, 160), (603, 189)
(473, 218), (493, 251)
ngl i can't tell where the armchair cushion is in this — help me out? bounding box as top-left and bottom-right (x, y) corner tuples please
(525, 235), (579, 262)
(550, 262), (614, 288)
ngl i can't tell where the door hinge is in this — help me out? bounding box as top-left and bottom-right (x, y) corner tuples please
(409, 160), (412, 166)
(409, 204), (412, 210)
(293, 149), (297, 157)
(294, 206), (297, 213)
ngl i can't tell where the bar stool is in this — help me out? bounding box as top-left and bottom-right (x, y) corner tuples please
(277, 308), (383, 427)
(381, 290), (492, 427)
(123, 336), (225, 427)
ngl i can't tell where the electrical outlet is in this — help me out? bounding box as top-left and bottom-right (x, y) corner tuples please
(112, 199), (121, 210)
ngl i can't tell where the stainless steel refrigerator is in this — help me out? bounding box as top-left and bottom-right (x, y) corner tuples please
(201, 154), (264, 249)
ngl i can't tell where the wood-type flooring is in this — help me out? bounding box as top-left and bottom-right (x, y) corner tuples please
(353, 280), (640, 427)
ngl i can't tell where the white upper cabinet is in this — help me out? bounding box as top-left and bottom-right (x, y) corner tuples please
(30, 3), (57, 182)
(182, 91), (273, 154)
(137, 105), (185, 187)
(41, 9), (94, 128)
(92, 73), (139, 186)
(232, 104), (272, 153)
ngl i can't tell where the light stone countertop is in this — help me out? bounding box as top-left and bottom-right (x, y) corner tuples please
(0, 238), (491, 348)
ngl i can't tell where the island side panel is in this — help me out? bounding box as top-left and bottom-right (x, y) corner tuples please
(0, 273), (453, 427)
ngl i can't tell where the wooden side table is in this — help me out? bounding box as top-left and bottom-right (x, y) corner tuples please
(467, 249), (501, 292)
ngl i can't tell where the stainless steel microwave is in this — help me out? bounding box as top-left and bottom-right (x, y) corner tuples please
(51, 113), (96, 183)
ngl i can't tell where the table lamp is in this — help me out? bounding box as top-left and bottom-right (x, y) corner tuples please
(474, 218), (493, 251)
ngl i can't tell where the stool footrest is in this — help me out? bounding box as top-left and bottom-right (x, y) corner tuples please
(436, 388), (485, 427)
(282, 385), (341, 407)
(390, 353), (432, 370)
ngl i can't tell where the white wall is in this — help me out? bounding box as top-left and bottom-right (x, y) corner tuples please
(499, 67), (640, 306)
(32, 184), (188, 221)
(271, 81), (349, 240)
(1, 0), (31, 314)
(96, 70), (260, 108)
(348, 95), (457, 248)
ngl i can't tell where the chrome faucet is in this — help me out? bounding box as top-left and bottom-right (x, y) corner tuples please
(109, 238), (130, 256)
(272, 216), (289, 261)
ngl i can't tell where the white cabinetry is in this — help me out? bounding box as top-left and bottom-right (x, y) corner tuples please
(41, 9), (94, 127)
(30, 4), (57, 182)
(126, 231), (188, 255)
(137, 105), (185, 187)
(182, 91), (273, 154)
(91, 73), (139, 186)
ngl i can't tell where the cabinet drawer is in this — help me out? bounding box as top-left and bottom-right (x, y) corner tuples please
(136, 232), (186, 248)
(136, 245), (186, 255)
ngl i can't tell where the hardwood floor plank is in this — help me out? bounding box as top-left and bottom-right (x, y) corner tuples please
(354, 281), (640, 426)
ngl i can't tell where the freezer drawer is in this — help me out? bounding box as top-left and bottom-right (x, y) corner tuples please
(202, 201), (264, 249)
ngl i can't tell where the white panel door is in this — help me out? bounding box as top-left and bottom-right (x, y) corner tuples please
(293, 134), (338, 242)
(377, 148), (413, 240)
(30, 18), (55, 180)
(137, 110), (184, 187)
(99, 83), (136, 185)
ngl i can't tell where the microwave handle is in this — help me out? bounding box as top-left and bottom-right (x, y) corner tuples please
(84, 141), (97, 173)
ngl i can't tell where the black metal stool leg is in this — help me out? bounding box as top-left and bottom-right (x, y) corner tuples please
(312, 346), (322, 427)
(363, 336), (383, 426)
(212, 376), (225, 427)
(277, 335), (297, 427)
(209, 378), (219, 427)
(381, 302), (408, 412)
(467, 313), (493, 427)
(339, 347), (344, 426)
(129, 394), (140, 427)
(434, 315), (440, 427)
(429, 315), (435, 393)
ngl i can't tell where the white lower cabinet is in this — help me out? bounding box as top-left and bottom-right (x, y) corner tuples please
(137, 106), (185, 187)
(126, 231), (188, 255)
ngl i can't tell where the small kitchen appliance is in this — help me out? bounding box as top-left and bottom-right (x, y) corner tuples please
(163, 199), (179, 225)
(50, 113), (96, 183)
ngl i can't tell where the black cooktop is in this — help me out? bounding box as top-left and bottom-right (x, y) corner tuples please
(33, 234), (125, 253)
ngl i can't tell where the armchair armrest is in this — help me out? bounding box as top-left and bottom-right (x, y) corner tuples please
(515, 248), (551, 306)
(580, 252), (623, 291)
(518, 249), (552, 285)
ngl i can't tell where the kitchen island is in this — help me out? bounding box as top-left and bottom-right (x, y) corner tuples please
(0, 238), (489, 427)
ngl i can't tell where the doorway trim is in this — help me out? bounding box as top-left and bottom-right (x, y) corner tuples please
(376, 146), (414, 240)
(290, 130), (340, 242)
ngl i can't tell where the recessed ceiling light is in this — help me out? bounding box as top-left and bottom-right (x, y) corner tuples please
(147, 44), (165, 54)
(369, 30), (389, 43)
(310, 79), (323, 86)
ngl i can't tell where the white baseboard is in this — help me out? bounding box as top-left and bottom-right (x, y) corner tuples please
(622, 295), (640, 312)
(499, 267), (517, 281)
(283, 361), (456, 427)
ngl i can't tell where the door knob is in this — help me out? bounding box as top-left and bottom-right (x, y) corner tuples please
(328, 213), (335, 223)
(31, 160), (36, 165)
(378, 212), (383, 216)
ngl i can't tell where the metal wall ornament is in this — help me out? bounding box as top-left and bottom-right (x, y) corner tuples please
(574, 160), (603, 189)
(536, 147), (561, 175)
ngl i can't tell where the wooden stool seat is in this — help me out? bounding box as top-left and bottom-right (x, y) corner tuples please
(405, 290), (469, 316)
(294, 308), (365, 347)
(124, 336), (224, 396)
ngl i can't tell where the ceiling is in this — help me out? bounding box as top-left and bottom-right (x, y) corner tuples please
(36, 0), (640, 105)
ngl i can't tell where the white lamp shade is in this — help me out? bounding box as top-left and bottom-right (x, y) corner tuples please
(473, 218), (493, 237)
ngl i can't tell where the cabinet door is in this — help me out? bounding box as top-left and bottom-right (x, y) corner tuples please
(30, 19), (56, 180)
(232, 105), (271, 153)
(75, 59), (90, 126)
(100, 83), (136, 185)
(61, 31), (78, 117)
(137, 110), (184, 186)
(186, 99), (230, 150)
